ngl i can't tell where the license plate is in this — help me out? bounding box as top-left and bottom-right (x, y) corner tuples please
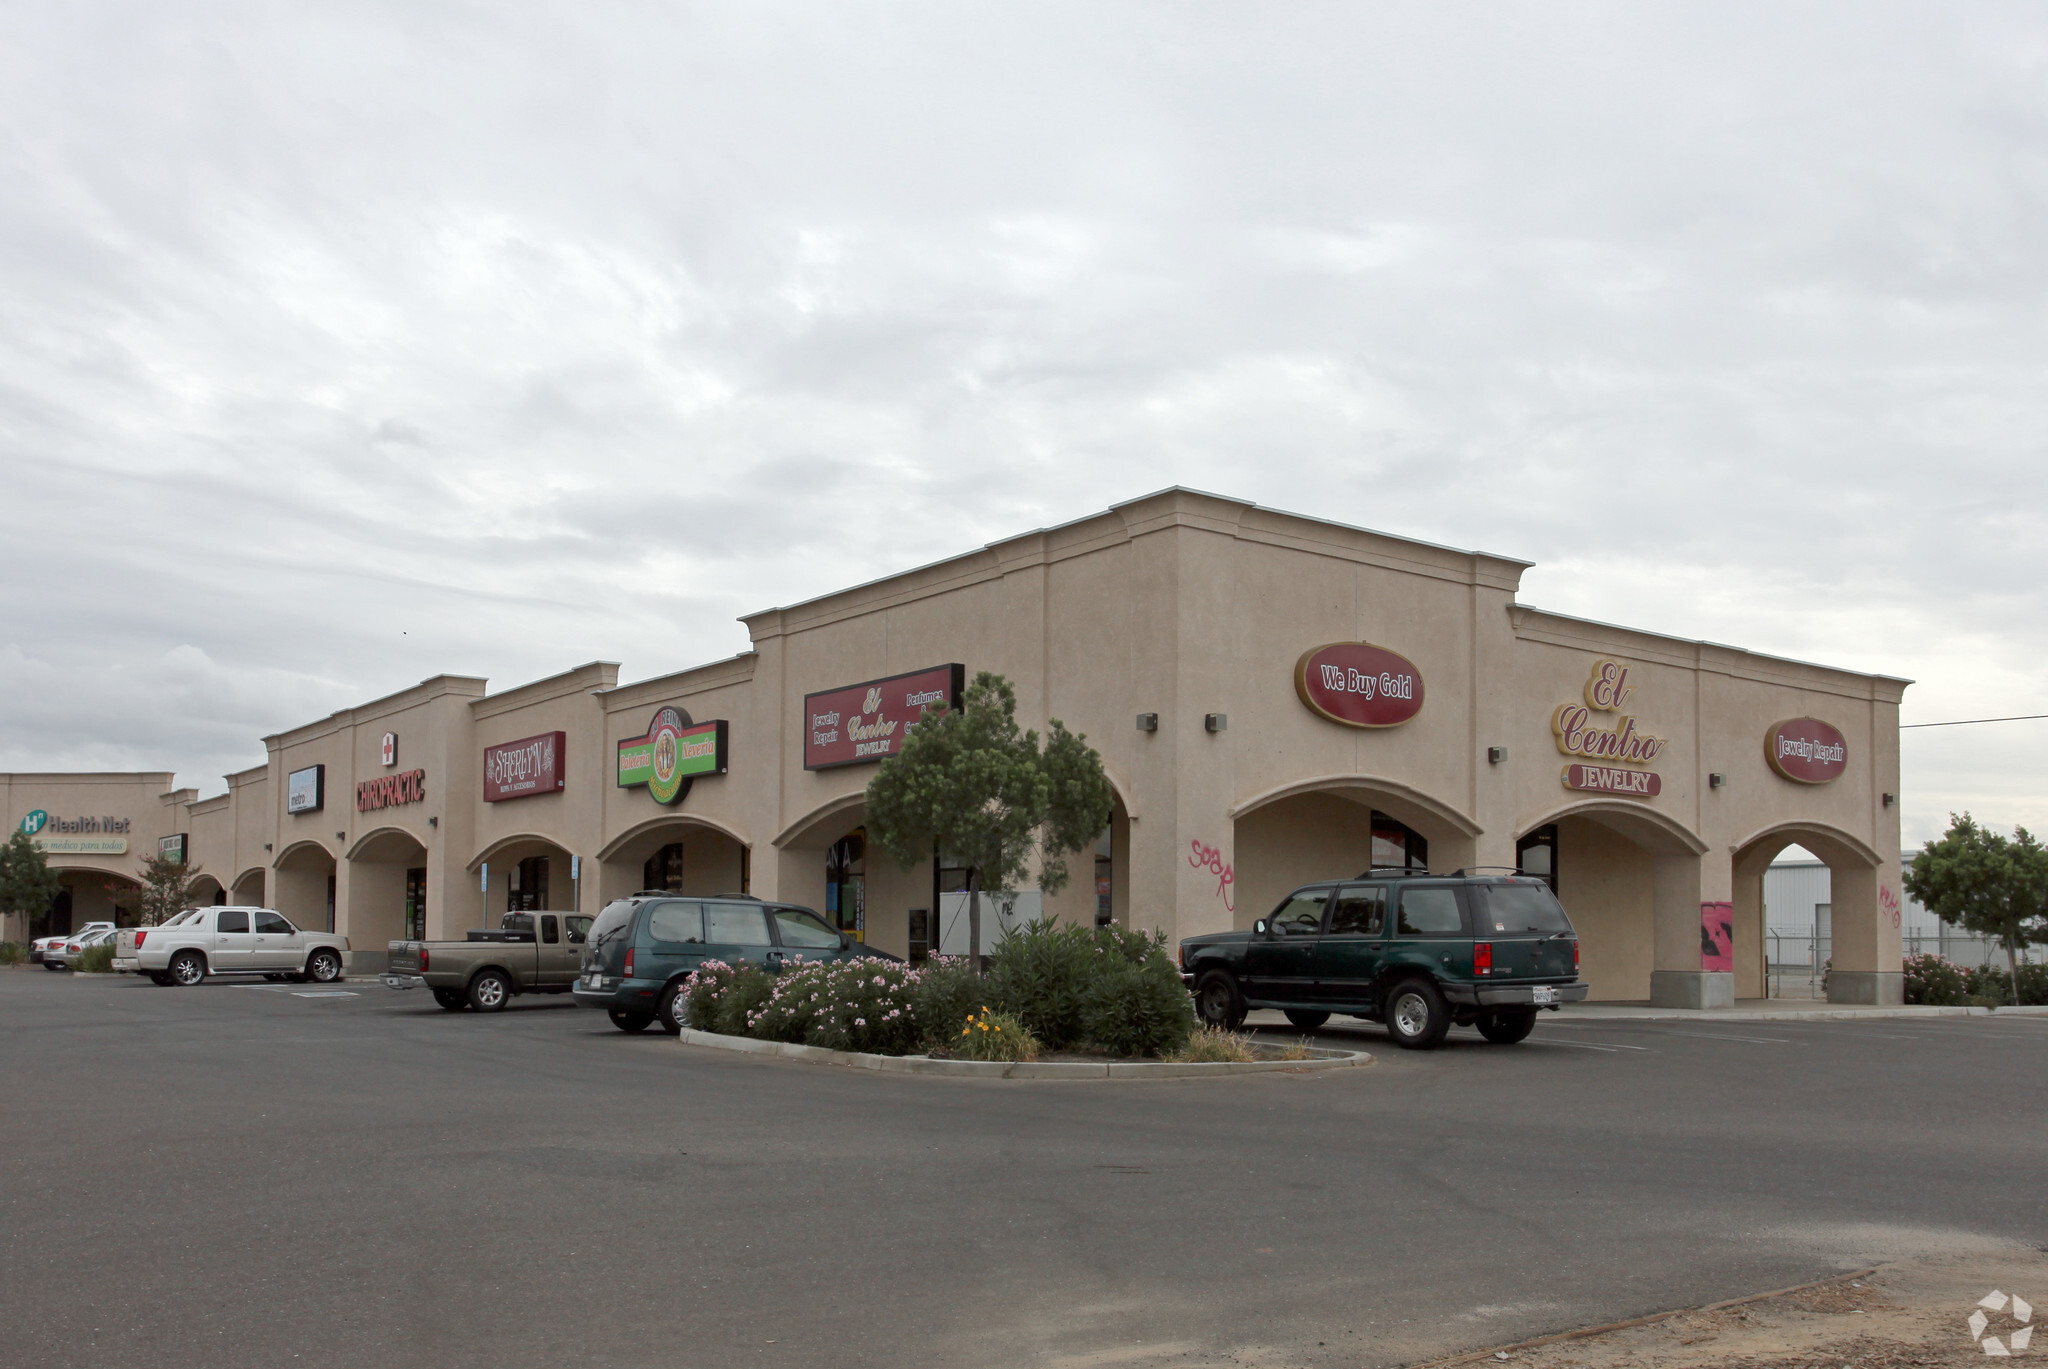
(1531, 986), (1558, 1005)
(585, 974), (604, 988)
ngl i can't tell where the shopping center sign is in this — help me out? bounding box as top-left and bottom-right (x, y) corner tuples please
(1766, 717), (1848, 784)
(618, 708), (727, 805)
(804, 664), (964, 770)
(1294, 642), (1425, 728)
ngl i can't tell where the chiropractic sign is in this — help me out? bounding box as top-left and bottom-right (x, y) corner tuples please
(618, 708), (727, 805)
(803, 664), (963, 770)
(1766, 717), (1848, 784)
(1293, 642), (1424, 728)
(1554, 659), (1665, 799)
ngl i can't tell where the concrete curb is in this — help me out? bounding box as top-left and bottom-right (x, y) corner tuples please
(676, 1028), (1374, 1078)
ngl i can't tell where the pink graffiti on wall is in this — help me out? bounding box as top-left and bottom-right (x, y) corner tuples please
(1189, 839), (1235, 913)
(1879, 885), (1902, 928)
(1699, 901), (1733, 973)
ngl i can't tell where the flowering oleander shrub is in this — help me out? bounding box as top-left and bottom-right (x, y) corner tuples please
(985, 922), (1098, 1048)
(745, 957), (921, 1056)
(1901, 952), (1970, 1006)
(957, 1006), (1039, 1062)
(1078, 946), (1195, 1058)
(712, 964), (777, 1036)
(909, 957), (983, 1051)
(682, 960), (742, 1031)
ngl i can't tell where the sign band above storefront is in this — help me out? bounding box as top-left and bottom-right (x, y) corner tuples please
(1293, 643), (1425, 728)
(803, 664), (964, 770)
(359, 769), (427, 813)
(1766, 717), (1848, 784)
(619, 708), (727, 805)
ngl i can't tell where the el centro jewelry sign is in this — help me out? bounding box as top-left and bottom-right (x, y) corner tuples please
(618, 708), (727, 805)
(803, 664), (964, 770)
(1293, 643), (1424, 728)
(1555, 659), (1666, 799)
(1767, 717), (1848, 784)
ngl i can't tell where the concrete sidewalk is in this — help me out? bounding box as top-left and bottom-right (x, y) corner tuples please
(1245, 1001), (2048, 1028)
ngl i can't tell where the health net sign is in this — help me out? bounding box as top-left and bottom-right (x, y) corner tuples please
(803, 664), (964, 770)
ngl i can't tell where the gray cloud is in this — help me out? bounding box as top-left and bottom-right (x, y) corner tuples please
(3, 2), (2046, 846)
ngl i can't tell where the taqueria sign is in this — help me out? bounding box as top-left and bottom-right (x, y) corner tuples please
(618, 708), (727, 805)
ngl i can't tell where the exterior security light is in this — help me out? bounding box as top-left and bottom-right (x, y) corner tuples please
(1709, 772), (1726, 788)
(1487, 746), (1507, 764)
(1883, 792), (1896, 807)
(1135, 713), (1158, 732)
(1205, 713), (1228, 733)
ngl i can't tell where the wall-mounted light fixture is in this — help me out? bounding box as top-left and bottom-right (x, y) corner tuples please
(336, 831), (347, 843)
(1709, 772), (1726, 789)
(1205, 713), (1228, 733)
(1487, 746), (1507, 765)
(1883, 792), (1896, 807)
(1135, 713), (1158, 732)
(263, 843), (272, 853)
(428, 815), (439, 828)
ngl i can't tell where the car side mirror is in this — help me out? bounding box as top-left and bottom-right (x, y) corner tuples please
(1253, 919), (1268, 936)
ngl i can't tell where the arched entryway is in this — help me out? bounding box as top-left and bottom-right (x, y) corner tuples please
(231, 867), (267, 907)
(774, 794), (925, 958)
(186, 873), (227, 906)
(469, 834), (578, 922)
(273, 842), (337, 934)
(596, 816), (750, 910)
(45, 868), (144, 934)
(1515, 801), (1710, 1005)
(1732, 822), (1891, 1005)
(346, 827), (431, 959)
(1230, 776), (1482, 935)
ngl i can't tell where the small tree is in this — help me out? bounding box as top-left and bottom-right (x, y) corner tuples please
(134, 852), (206, 927)
(0, 830), (63, 945)
(865, 672), (1114, 964)
(1904, 813), (2048, 999)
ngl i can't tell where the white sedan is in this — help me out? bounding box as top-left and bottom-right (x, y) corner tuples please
(118, 907), (350, 986)
(43, 926), (118, 970)
(31, 921), (115, 966)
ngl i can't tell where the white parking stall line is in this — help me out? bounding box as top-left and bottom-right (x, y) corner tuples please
(1651, 1030), (1794, 1045)
(1531, 1040), (1632, 1053)
(291, 991), (358, 999)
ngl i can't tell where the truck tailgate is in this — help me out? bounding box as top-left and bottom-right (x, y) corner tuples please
(387, 941), (426, 975)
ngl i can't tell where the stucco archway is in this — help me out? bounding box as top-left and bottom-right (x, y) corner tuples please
(1731, 821), (1892, 1005)
(231, 867), (267, 907)
(346, 826), (430, 954)
(466, 834), (576, 918)
(596, 815), (750, 907)
(272, 841), (337, 934)
(1229, 777), (1482, 936)
(1514, 801), (1709, 1005)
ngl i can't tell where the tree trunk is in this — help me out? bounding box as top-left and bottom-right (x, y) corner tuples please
(2006, 931), (2020, 1005)
(967, 868), (982, 972)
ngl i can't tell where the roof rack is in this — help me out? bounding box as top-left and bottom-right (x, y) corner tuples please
(1450, 866), (1526, 877)
(1353, 866), (1442, 879)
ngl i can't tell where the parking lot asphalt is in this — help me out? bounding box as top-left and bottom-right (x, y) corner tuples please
(3, 968), (2044, 1369)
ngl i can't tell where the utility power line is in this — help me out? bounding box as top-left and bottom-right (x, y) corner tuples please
(1900, 713), (2048, 729)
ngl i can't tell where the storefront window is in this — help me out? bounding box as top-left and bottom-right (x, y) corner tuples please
(1369, 812), (1429, 872)
(1516, 825), (1559, 893)
(643, 843), (685, 893)
(1094, 828), (1113, 927)
(509, 856), (549, 913)
(404, 867), (427, 941)
(825, 830), (866, 940)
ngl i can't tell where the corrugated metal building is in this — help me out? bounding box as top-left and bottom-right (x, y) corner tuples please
(1765, 851), (2007, 995)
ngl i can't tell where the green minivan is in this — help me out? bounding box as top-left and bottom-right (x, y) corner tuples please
(571, 893), (877, 1034)
(1178, 871), (1590, 1049)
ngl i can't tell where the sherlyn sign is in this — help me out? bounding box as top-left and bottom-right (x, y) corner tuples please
(804, 664), (963, 770)
(618, 708), (727, 805)
(1293, 643), (1424, 728)
(1766, 717), (1848, 784)
(484, 732), (565, 802)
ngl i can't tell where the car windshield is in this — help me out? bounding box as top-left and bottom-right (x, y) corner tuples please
(1480, 883), (1574, 934)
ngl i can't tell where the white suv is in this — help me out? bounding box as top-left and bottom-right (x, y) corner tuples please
(118, 907), (350, 986)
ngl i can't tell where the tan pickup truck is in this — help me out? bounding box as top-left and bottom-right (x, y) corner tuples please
(384, 911), (594, 1011)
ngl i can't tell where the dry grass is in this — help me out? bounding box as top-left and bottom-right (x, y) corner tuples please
(1171, 1026), (1259, 1063)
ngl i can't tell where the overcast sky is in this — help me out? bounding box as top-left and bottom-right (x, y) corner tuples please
(3, 3), (2044, 849)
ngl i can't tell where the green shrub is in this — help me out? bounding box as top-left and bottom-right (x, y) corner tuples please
(745, 958), (921, 1054)
(1172, 1025), (1256, 1063)
(911, 958), (987, 1049)
(1902, 952), (1970, 1006)
(1079, 951), (1195, 1058)
(1967, 964), (2014, 1005)
(73, 944), (115, 974)
(2016, 962), (2048, 1006)
(712, 964), (777, 1037)
(682, 960), (743, 1030)
(0, 941), (23, 966)
(957, 1006), (1040, 1062)
(985, 921), (1098, 1049)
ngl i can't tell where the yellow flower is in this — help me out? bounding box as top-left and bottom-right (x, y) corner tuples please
(961, 1027), (970, 1036)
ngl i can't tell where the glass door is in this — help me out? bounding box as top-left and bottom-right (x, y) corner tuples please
(404, 867), (428, 941)
(825, 831), (866, 942)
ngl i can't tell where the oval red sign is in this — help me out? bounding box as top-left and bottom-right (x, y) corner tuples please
(1294, 642), (1425, 728)
(1767, 717), (1848, 784)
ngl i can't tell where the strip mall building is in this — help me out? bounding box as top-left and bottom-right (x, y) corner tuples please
(2, 491), (1909, 1006)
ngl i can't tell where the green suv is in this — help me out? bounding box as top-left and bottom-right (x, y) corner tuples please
(1178, 871), (1588, 1049)
(572, 893), (877, 1034)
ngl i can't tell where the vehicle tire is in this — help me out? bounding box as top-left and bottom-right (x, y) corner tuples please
(1477, 1007), (1538, 1045)
(1384, 977), (1452, 1050)
(467, 969), (511, 1012)
(43, 960), (65, 972)
(148, 971), (175, 986)
(305, 949), (344, 984)
(169, 951), (207, 987)
(1193, 970), (1247, 1031)
(1283, 1009), (1330, 1031)
(263, 973), (285, 982)
(432, 987), (467, 1011)
(608, 1008), (654, 1033)
(656, 981), (690, 1035)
